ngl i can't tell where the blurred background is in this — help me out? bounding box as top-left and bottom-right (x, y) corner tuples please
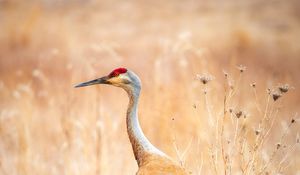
(0, 0), (299, 174)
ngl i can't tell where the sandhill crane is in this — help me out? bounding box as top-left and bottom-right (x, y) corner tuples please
(75, 68), (188, 175)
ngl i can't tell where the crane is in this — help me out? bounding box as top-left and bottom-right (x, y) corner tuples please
(75, 68), (188, 175)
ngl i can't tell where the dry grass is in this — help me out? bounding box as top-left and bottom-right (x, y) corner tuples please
(0, 0), (300, 174)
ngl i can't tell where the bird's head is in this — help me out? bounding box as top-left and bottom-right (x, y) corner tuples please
(74, 68), (141, 92)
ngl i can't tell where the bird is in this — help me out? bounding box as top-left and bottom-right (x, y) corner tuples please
(75, 67), (188, 175)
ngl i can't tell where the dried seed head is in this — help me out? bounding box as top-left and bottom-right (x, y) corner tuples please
(291, 118), (295, 124)
(250, 83), (256, 88)
(269, 84), (292, 101)
(243, 112), (249, 118)
(278, 84), (290, 93)
(193, 104), (196, 109)
(225, 154), (229, 160)
(235, 110), (243, 118)
(223, 70), (228, 78)
(237, 65), (246, 73)
(267, 88), (271, 95)
(226, 77), (234, 89)
(196, 73), (214, 85)
(276, 143), (281, 149)
(272, 91), (282, 101)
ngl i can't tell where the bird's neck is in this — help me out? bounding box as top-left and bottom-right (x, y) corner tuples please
(126, 87), (166, 166)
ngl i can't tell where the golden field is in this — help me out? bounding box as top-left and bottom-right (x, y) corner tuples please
(0, 0), (300, 174)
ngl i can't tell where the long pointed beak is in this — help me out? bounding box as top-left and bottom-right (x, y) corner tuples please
(74, 76), (110, 88)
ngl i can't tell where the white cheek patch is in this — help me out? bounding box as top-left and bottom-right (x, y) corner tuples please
(108, 77), (123, 84)
(120, 74), (131, 84)
(108, 73), (129, 85)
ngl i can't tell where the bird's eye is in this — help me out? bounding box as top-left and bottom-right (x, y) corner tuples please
(123, 79), (130, 84)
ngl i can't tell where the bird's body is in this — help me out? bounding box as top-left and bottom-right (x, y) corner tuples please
(136, 154), (187, 175)
(75, 68), (188, 175)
